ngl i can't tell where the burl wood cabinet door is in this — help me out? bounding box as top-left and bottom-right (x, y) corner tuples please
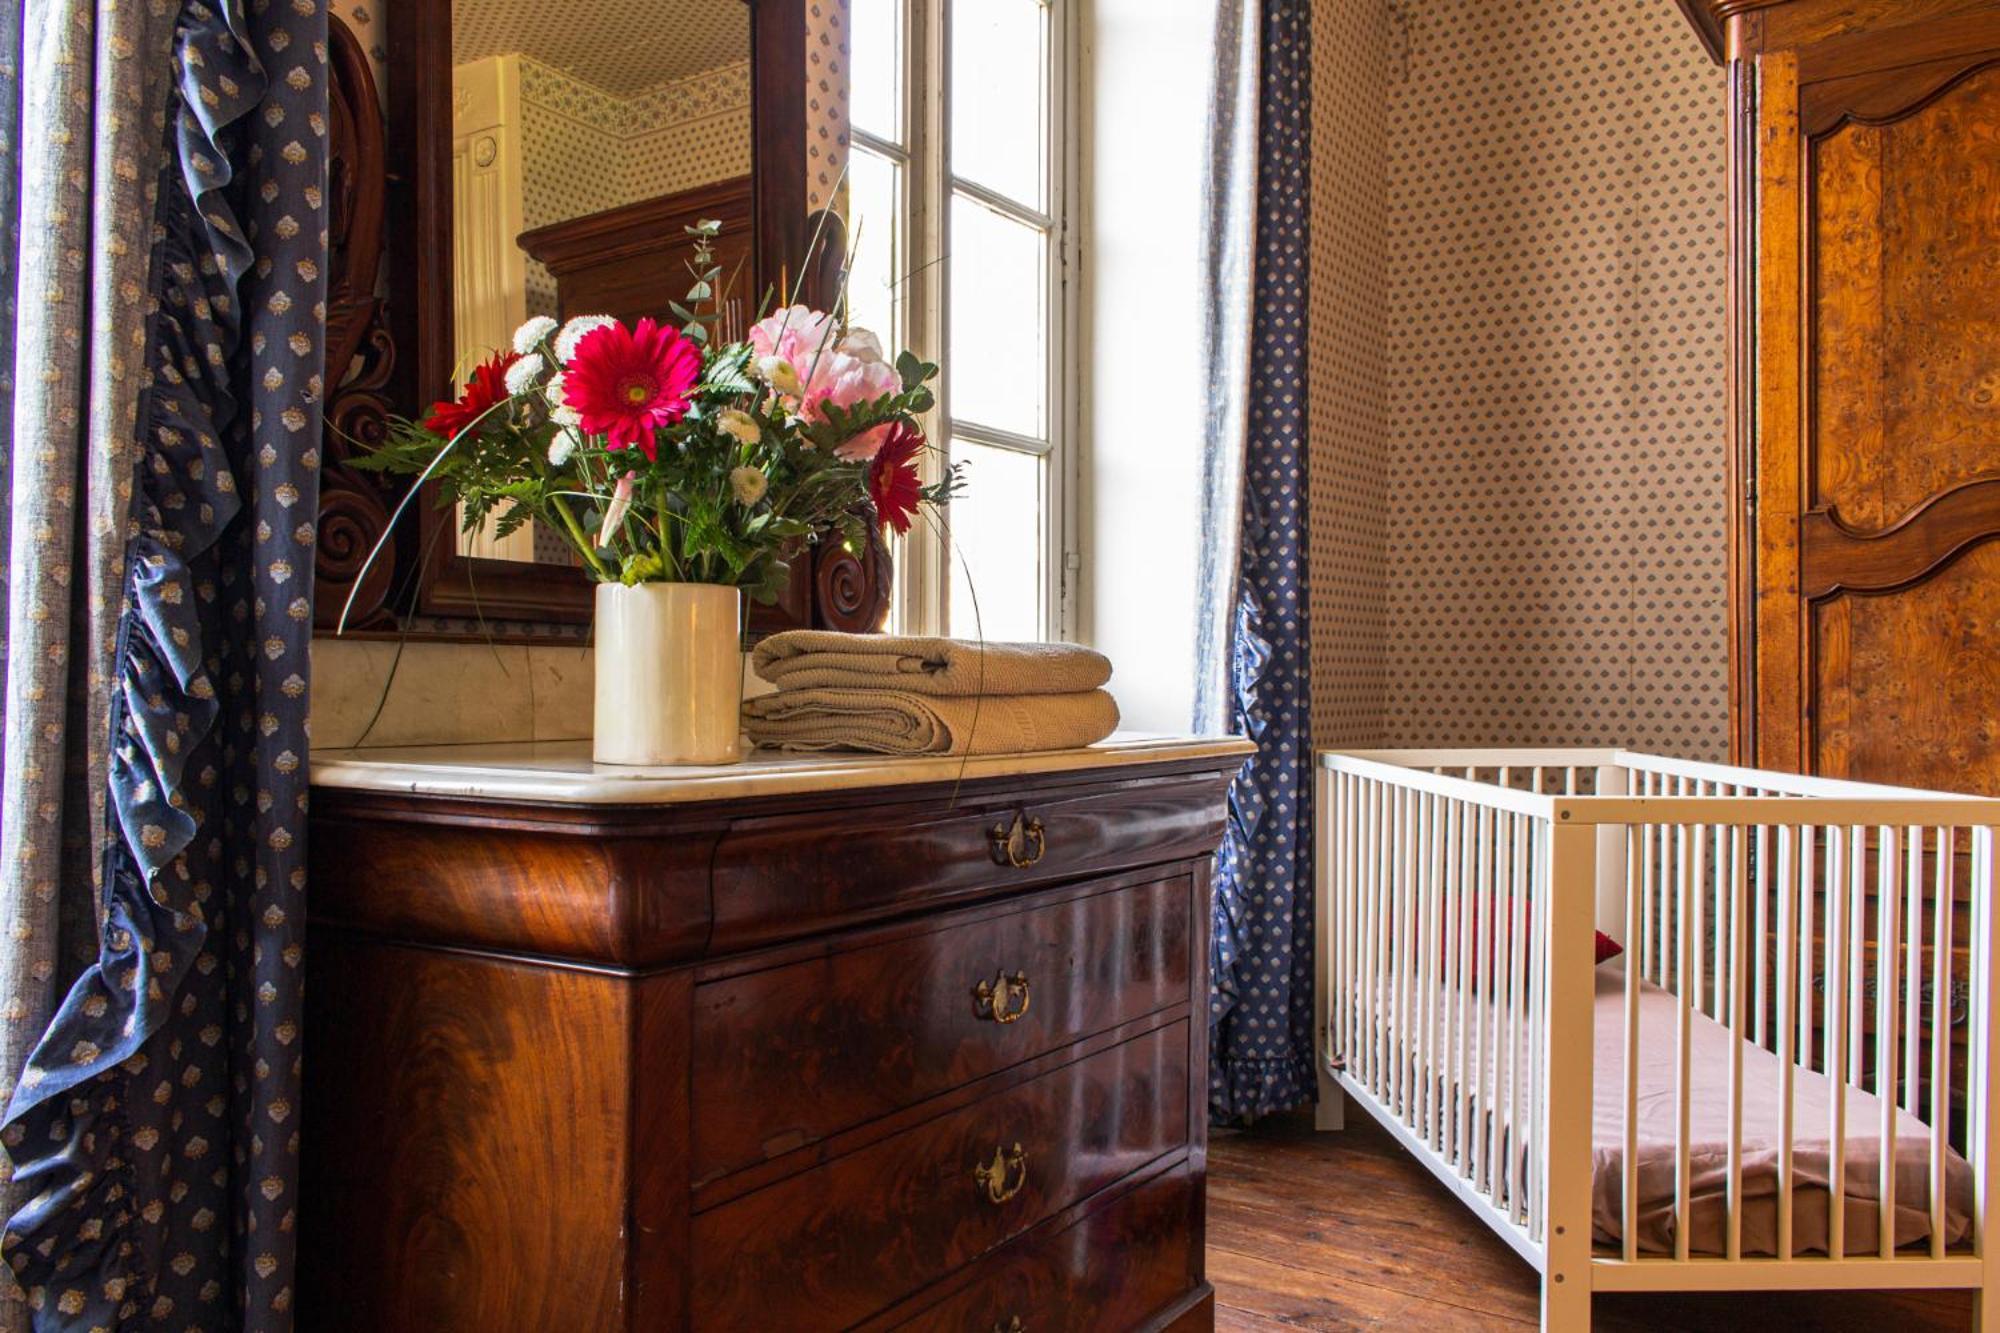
(1737, 4), (2000, 791)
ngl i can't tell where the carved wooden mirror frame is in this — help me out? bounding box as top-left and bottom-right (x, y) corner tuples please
(315, 0), (888, 639)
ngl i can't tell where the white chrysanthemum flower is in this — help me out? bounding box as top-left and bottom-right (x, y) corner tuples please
(554, 314), (618, 362)
(547, 428), (580, 467)
(503, 353), (546, 396)
(552, 404), (582, 427)
(756, 355), (802, 398)
(729, 466), (769, 506)
(717, 408), (761, 446)
(544, 372), (566, 408)
(511, 315), (558, 355)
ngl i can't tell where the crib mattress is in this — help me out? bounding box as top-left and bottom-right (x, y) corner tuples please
(1587, 963), (1974, 1256)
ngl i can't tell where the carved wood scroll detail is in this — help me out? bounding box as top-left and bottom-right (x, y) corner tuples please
(315, 14), (403, 632)
(1801, 475), (2000, 598)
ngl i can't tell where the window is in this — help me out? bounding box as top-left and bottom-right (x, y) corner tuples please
(845, 0), (1072, 642)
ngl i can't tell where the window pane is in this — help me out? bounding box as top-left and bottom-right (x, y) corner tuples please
(946, 440), (1046, 641)
(849, 0), (904, 142)
(845, 148), (903, 348)
(949, 0), (1047, 207)
(949, 194), (1047, 437)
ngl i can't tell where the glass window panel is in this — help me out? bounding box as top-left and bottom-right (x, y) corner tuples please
(946, 440), (1046, 642)
(845, 148), (903, 349)
(948, 194), (1047, 437)
(949, 0), (1047, 207)
(849, 0), (904, 142)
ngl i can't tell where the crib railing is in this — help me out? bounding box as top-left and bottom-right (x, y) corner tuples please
(1316, 749), (2000, 1326)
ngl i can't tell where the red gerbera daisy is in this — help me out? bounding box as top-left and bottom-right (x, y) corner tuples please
(564, 317), (702, 460)
(425, 350), (519, 439)
(867, 424), (925, 536)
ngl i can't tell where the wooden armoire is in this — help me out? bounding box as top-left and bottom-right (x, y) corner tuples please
(1683, 0), (2000, 794)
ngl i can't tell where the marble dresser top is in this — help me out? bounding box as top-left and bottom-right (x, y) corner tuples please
(309, 733), (1253, 806)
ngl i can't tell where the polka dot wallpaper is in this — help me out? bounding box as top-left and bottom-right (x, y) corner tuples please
(1311, 0), (1731, 761)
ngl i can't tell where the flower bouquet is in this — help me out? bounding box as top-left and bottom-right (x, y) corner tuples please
(351, 223), (959, 765)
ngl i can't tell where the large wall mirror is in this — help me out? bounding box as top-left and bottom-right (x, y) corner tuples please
(316, 0), (883, 638)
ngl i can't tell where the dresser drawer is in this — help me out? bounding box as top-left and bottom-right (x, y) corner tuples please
(710, 773), (1230, 950)
(692, 875), (1192, 1184)
(874, 1162), (1202, 1332)
(690, 1021), (1190, 1330)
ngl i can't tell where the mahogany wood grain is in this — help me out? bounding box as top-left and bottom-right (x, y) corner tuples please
(301, 758), (1234, 1330)
(869, 1161), (1205, 1331)
(308, 813), (721, 966)
(518, 176), (756, 329)
(300, 937), (640, 1330)
(689, 1022), (1190, 1329)
(711, 771), (1233, 950)
(692, 874), (1191, 1183)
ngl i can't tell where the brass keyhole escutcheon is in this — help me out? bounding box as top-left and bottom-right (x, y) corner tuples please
(974, 1142), (1029, 1204)
(994, 1319), (1025, 1333)
(972, 970), (1031, 1024)
(988, 811), (1047, 868)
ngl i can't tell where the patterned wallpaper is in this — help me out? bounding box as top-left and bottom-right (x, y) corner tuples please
(452, 0), (749, 94)
(517, 57), (753, 316)
(1307, 0), (1392, 748)
(1310, 0), (1730, 760)
(807, 0), (851, 214)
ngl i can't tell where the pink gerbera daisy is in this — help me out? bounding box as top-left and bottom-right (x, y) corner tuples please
(564, 317), (701, 459)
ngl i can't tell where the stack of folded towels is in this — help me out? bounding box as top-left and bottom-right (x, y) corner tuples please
(742, 630), (1121, 756)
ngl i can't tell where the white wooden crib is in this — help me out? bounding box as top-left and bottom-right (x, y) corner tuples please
(1313, 748), (2000, 1330)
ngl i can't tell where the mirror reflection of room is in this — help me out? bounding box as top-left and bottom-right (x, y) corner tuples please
(450, 0), (752, 562)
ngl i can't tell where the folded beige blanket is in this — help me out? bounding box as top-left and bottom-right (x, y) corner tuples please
(752, 631), (1112, 697)
(743, 687), (1120, 756)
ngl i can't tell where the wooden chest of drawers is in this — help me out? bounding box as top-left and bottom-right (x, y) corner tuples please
(297, 739), (1246, 1330)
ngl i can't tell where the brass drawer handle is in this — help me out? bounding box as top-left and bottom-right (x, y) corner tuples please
(974, 1142), (1029, 1204)
(972, 970), (1032, 1024)
(988, 812), (1046, 869)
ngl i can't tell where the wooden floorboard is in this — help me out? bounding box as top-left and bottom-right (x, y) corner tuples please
(1207, 1110), (1975, 1331)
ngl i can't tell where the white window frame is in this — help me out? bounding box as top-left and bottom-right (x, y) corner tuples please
(853, 0), (1079, 641)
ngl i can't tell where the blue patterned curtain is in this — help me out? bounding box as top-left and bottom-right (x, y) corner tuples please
(0, 1), (328, 1326)
(1203, 0), (1317, 1126)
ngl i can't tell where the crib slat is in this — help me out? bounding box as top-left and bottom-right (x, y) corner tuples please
(1464, 792), (1480, 1168)
(1849, 826), (1868, 1091)
(1827, 824), (1850, 1261)
(1362, 780), (1382, 1093)
(1904, 823), (1924, 1118)
(1776, 822), (1799, 1261)
(1932, 826), (1953, 1260)
(1419, 793), (1439, 1148)
(1877, 825), (1900, 1260)
(1727, 823), (1749, 1262)
(1755, 820), (1770, 1050)
(1675, 818), (1695, 1264)
(1623, 823), (1642, 1263)
(1972, 825), (2000, 1290)
(1693, 783), (1710, 1021)
(1510, 812), (1532, 1225)
(1473, 801), (1492, 1195)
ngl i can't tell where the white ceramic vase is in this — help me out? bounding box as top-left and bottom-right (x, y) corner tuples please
(592, 581), (744, 766)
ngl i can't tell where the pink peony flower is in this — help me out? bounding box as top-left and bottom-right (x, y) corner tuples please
(748, 305), (838, 376)
(564, 317), (701, 459)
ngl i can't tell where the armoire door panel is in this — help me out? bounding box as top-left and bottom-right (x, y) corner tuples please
(1809, 60), (2000, 530)
(1729, 0), (2000, 792)
(1810, 544), (2000, 789)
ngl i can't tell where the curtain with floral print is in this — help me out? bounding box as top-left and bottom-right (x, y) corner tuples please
(1201, 0), (1318, 1126)
(0, 1), (328, 1327)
